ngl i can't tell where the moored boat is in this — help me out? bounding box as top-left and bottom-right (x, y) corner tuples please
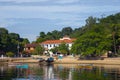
(46, 57), (54, 63)
(16, 64), (28, 69)
(39, 57), (54, 65)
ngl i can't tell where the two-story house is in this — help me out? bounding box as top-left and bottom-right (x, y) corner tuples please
(41, 36), (76, 50)
(24, 36), (76, 54)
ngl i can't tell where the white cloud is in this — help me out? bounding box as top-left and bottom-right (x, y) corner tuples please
(0, 0), (120, 42)
(0, 5), (119, 19)
(55, 0), (79, 4)
(0, 5), (87, 19)
(0, 0), (49, 2)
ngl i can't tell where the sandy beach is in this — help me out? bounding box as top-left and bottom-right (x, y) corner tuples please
(55, 56), (120, 65)
(6, 56), (120, 65)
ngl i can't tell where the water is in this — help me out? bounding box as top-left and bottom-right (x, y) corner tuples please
(0, 63), (120, 80)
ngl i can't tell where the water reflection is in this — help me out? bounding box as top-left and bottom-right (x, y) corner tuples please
(0, 63), (120, 80)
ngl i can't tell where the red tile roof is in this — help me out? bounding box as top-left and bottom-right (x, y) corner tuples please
(41, 39), (76, 44)
(25, 43), (38, 48)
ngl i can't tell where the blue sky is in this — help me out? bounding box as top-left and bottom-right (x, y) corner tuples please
(0, 0), (120, 42)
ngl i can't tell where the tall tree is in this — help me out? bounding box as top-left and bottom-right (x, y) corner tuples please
(85, 16), (97, 27)
(40, 32), (46, 38)
(51, 30), (62, 39)
(61, 27), (73, 36)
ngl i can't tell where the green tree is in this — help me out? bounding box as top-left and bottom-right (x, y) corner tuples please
(71, 43), (82, 55)
(6, 52), (14, 57)
(36, 37), (46, 43)
(40, 32), (46, 38)
(85, 16), (97, 27)
(71, 24), (113, 56)
(50, 47), (58, 54)
(51, 30), (62, 39)
(0, 28), (29, 56)
(58, 42), (69, 54)
(9, 33), (20, 40)
(61, 27), (73, 36)
(34, 45), (45, 55)
(0, 28), (9, 53)
(22, 38), (30, 44)
(45, 32), (53, 40)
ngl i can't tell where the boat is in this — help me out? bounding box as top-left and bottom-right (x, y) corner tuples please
(16, 64), (28, 69)
(39, 57), (54, 65)
(46, 57), (54, 63)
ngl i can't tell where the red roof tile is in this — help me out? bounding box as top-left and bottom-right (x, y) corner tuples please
(41, 39), (76, 44)
(25, 43), (38, 47)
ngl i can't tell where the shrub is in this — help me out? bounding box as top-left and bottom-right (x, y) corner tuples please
(6, 52), (14, 57)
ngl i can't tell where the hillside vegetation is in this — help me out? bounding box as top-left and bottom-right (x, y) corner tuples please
(36, 13), (120, 56)
(71, 13), (120, 56)
(0, 13), (120, 57)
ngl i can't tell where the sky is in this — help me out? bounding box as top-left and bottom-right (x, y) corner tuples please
(0, 0), (120, 42)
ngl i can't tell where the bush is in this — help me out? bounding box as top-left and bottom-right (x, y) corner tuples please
(6, 52), (14, 57)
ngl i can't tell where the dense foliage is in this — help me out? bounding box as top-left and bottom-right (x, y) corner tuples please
(57, 42), (69, 54)
(33, 45), (45, 55)
(35, 27), (73, 43)
(0, 28), (29, 56)
(71, 13), (120, 56)
(50, 43), (69, 54)
(36, 13), (120, 56)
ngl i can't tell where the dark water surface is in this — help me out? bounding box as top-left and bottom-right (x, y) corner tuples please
(0, 63), (120, 80)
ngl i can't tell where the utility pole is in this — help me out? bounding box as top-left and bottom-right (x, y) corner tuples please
(112, 26), (117, 56)
(113, 32), (117, 55)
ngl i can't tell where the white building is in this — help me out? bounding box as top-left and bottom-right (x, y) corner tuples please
(41, 36), (76, 50)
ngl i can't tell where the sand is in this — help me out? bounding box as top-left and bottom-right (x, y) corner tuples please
(54, 57), (120, 65)
(9, 56), (120, 65)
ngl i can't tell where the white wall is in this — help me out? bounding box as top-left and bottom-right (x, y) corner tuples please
(43, 43), (73, 50)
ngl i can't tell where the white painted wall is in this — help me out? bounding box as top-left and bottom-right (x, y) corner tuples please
(43, 43), (73, 50)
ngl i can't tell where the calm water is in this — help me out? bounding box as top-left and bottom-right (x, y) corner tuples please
(0, 63), (120, 80)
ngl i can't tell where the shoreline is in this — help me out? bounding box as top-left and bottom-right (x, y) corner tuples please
(1, 57), (120, 65)
(54, 57), (120, 65)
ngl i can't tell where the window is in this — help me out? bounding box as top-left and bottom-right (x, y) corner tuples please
(46, 44), (48, 48)
(54, 44), (56, 47)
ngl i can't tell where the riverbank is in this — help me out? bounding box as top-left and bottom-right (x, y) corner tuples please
(55, 57), (120, 65)
(1, 56), (120, 65)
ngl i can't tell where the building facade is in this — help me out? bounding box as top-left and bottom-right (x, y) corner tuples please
(41, 36), (76, 50)
(24, 43), (38, 53)
(24, 36), (76, 53)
